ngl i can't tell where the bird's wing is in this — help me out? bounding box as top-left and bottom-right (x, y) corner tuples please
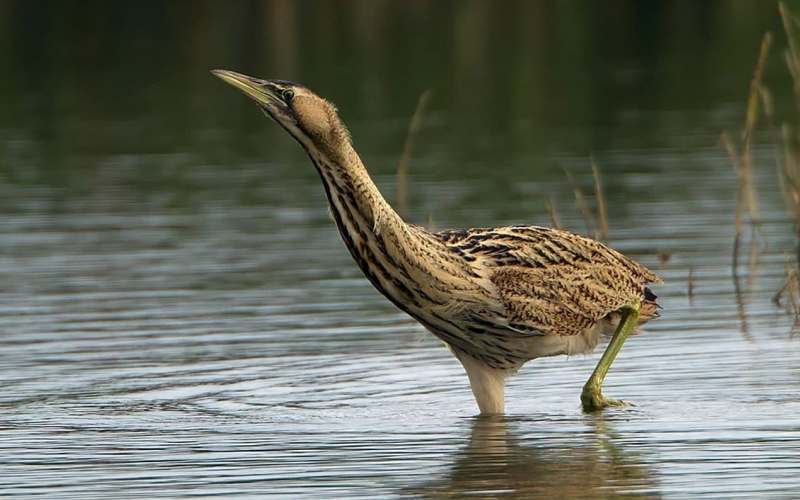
(436, 225), (661, 336)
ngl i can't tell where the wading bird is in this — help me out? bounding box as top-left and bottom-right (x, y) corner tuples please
(212, 70), (661, 414)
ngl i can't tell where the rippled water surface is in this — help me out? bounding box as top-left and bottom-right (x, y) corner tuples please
(2, 2), (800, 498)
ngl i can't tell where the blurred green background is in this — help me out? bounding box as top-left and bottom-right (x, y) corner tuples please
(0, 0), (794, 205)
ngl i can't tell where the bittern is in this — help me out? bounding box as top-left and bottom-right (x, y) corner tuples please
(212, 70), (662, 415)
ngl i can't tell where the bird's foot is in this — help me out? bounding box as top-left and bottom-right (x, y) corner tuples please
(581, 387), (633, 412)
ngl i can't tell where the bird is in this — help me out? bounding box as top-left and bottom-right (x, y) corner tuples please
(212, 69), (662, 415)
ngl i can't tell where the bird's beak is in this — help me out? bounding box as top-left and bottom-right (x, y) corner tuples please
(211, 69), (283, 111)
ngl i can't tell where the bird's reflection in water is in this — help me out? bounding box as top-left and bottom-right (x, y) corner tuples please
(410, 415), (660, 499)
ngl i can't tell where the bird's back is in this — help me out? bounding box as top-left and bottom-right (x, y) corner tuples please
(432, 225), (661, 367)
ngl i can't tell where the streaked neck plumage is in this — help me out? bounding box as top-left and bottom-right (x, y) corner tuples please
(310, 139), (399, 238)
(304, 136), (417, 281)
(299, 130), (479, 314)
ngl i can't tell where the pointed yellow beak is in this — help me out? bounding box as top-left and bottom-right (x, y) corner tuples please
(211, 69), (279, 107)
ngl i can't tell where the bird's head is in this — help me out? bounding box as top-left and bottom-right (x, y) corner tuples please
(211, 69), (350, 156)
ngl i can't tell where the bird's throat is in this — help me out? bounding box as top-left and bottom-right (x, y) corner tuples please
(308, 147), (424, 305)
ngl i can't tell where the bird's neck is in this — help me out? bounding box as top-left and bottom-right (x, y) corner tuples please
(305, 139), (495, 361)
(312, 142), (402, 238)
(306, 141), (467, 315)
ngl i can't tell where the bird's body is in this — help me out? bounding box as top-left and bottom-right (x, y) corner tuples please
(213, 70), (662, 414)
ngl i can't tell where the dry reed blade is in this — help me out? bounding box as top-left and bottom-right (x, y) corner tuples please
(739, 32), (771, 225)
(721, 131), (744, 274)
(760, 83), (786, 205)
(544, 197), (562, 230)
(426, 213), (436, 232)
(723, 32), (772, 280)
(396, 89), (433, 217)
(772, 268), (796, 306)
(780, 2), (800, 110)
(563, 168), (595, 237)
(591, 158), (609, 241)
(778, 4), (800, 231)
(780, 124), (800, 227)
(773, 258), (800, 333)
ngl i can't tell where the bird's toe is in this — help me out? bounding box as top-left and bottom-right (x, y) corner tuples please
(581, 389), (634, 412)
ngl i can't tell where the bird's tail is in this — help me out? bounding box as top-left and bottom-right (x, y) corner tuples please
(638, 286), (661, 323)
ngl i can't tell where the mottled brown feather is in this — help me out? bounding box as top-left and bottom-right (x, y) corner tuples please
(437, 225), (661, 338)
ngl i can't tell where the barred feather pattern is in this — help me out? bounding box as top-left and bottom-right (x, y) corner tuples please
(437, 225), (662, 337)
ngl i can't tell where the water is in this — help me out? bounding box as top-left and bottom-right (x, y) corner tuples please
(2, 1), (800, 498)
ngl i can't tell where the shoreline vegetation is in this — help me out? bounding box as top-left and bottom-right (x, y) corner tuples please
(760, 3), (800, 329)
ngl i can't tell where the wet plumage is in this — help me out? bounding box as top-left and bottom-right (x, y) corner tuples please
(212, 70), (662, 414)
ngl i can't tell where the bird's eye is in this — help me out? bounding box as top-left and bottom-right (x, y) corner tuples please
(282, 89), (295, 102)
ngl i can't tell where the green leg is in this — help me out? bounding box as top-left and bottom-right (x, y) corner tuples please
(581, 304), (640, 412)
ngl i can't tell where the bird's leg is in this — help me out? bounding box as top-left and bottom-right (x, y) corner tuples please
(581, 303), (640, 412)
(456, 352), (508, 415)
